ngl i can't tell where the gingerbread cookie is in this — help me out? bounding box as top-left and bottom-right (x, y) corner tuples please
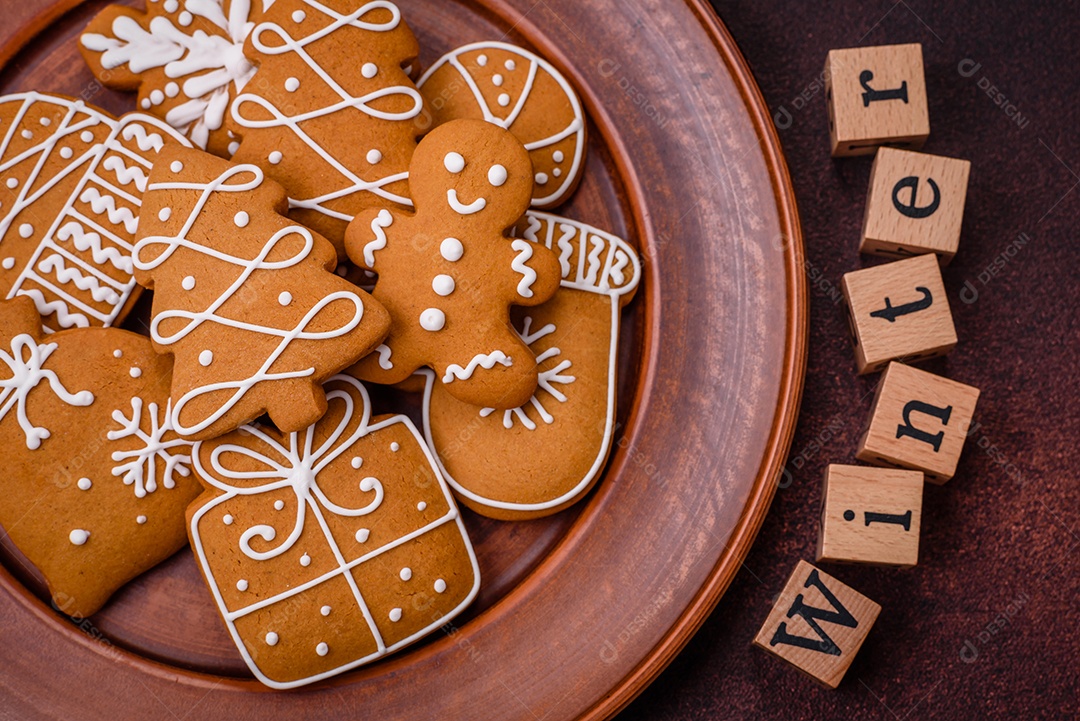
(0, 296), (199, 617)
(133, 145), (390, 440)
(344, 119), (562, 410)
(229, 0), (423, 250)
(418, 41), (586, 210)
(423, 212), (641, 520)
(80, 0), (271, 156)
(188, 373), (479, 689)
(0, 92), (190, 331)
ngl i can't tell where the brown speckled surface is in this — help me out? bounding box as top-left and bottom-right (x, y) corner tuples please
(620, 1), (1078, 719)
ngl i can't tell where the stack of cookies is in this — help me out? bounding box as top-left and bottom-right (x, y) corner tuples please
(0, 0), (640, 689)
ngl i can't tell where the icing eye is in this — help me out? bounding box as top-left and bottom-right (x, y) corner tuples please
(488, 164), (508, 187)
(444, 152), (465, 174)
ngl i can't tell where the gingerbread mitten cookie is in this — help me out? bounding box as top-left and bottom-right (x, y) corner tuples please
(229, 0), (423, 249)
(418, 41), (586, 210)
(0, 92), (190, 331)
(0, 296), (199, 617)
(423, 212), (641, 520)
(80, 0), (270, 155)
(188, 373), (479, 689)
(345, 119), (562, 410)
(133, 146), (390, 440)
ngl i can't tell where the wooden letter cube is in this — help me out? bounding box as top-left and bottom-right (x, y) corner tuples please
(842, 254), (957, 374)
(816, 464), (924, 567)
(753, 560), (880, 688)
(825, 43), (929, 157)
(857, 362), (980, 483)
(861, 147), (972, 262)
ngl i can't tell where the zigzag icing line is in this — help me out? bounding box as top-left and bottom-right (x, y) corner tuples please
(17, 289), (91, 328)
(510, 239), (538, 298)
(37, 255), (120, 304)
(363, 209), (392, 268)
(79, 187), (139, 234)
(56, 222), (134, 273)
(121, 124), (164, 152)
(442, 351), (512, 383)
(101, 156), (149, 191)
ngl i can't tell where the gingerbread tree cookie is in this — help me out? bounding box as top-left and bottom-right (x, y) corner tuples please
(133, 145), (390, 441)
(0, 296), (200, 617)
(229, 0), (423, 250)
(79, 0), (270, 156)
(345, 119), (562, 410)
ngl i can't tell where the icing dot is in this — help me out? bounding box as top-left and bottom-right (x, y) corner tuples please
(554, 168), (562, 178)
(488, 164), (508, 187)
(18, 224), (33, 238)
(292, 9), (305, 22)
(320, 605), (331, 616)
(419, 308), (445, 332)
(390, 442), (400, 452)
(362, 63), (378, 79)
(112, 349), (123, 358)
(21, 129), (32, 140)
(553, 150), (565, 163)
(285, 77), (300, 92)
(141, 99), (152, 110)
(300, 553), (311, 567)
(178, 10), (192, 26)
(170, 161), (183, 173)
(199, 350), (214, 367)
(150, 89), (165, 106)
(355, 528), (370, 543)
(137, 515), (147, 524)
(351, 456), (363, 469)
(492, 74), (504, 86)
(77, 478), (92, 491)
(223, 514), (234, 525)
(274, 500), (284, 511)
(477, 54), (488, 67)
(432, 274), (455, 296)
(535, 172), (549, 185)
(417, 501), (427, 512)
(165, 82), (180, 98)
(228, 141), (240, 156)
(40, 117), (51, 127)
(69, 529), (90, 546)
(443, 152), (465, 174)
(434, 579), (447, 593)
(234, 211), (250, 227)
(181, 275), (195, 290)
(129, 367), (142, 378)
(497, 93), (511, 107)
(388, 608), (402, 623)
(440, 237), (464, 261)
(505, 59), (517, 71)
(5, 179), (16, 189)
(278, 291), (292, 306)
(266, 632), (279, 646)
(316, 642), (329, 656)
(80, 131), (94, 143)
(366, 149), (382, 164)
(269, 151), (283, 164)
(60, 147), (73, 159)
(159, 207), (173, 222)
(237, 579), (249, 591)
(1, 258), (13, 270)
(163, 0), (178, 11)
(399, 568), (412, 581)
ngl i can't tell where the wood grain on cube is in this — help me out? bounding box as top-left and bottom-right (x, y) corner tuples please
(861, 147), (971, 262)
(753, 560), (880, 688)
(825, 43), (929, 157)
(857, 362), (980, 483)
(816, 464), (924, 567)
(843, 254), (957, 374)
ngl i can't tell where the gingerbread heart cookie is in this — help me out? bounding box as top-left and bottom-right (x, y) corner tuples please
(344, 119), (562, 410)
(423, 212), (641, 520)
(133, 145), (390, 440)
(418, 41), (586, 210)
(0, 92), (190, 331)
(229, 0), (423, 250)
(80, 0), (271, 155)
(188, 373), (479, 688)
(0, 296), (199, 617)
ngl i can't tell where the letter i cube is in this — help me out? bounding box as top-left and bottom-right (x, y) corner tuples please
(842, 254), (957, 374)
(857, 362), (980, 483)
(861, 147), (972, 263)
(825, 43), (929, 156)
(816, 464), (924, 568)
(753, 560), (881, 688)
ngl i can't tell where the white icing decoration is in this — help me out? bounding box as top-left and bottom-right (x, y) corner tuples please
(354, 528), (369, 543)
(21, 130), (33, 140)
(361, 63), (378, 79)
(374, 344), (393, 370)
(234, 211), (250, 227)
(103, 155), (150, 191)
(321, 605), (331, 615)
(442, 351), (511, 383)
(388, 608), (401, 622)
(505, 59), (516, 71)
(419, 308), (445, 332)
(80, 187), (139, 234)
(440, 237), (463, 262)
(182, 275), (196, 290)
(5, 178), (16, 189)
(390, 442), (399, 452)
(77, 478), (92, 490)
(228, 141), (240, 155)
(130, 367), (143, 378)
(492, 74), (503, 87)
(488, 164), (507, 187)
(237, 579), (249, 591)
(553, 150), (564, 163)
(18, 223), (33, 238)
(69, 529), (90, 545)
(361, 209), (392, 268)
(59, 146), (73, 159)
(268, 150), (283, 164)
(223, 514), (234, 524)
(166, 82), (181, 98)
(40, 117), (51, 127)
(1, 258), (13, 270)
(55, 222), (134, 275)
(447, 189), (486, 215)
(434, 579), (446, 593)
(432, 274), (454, 296)
(199, 350), (214, 366)
(113, 349), (123, 358)
(266, 632), (279, 645)
(443, 152), (465, 174)
(350, 456), (363, 469)
(398, 567), (411, 581)
(0, 334), (94, 449)
(510, 239), (538, 298)
(480, 318), (575, 431)
(278, 291), (293, 306)
(274, 499), (284, 510)
(36, 256), (120, 305)
(416, 501), (426, 512)
(476, 54), (487, 67)
(292, 10), (305, 22)
(107, 397), (193, 497)
(285, 77), (300, 92)
(137, 515), (148, 524)
(366, 149), (382, 164)
(151, 89), (165, 106)
(497, 93), (510, 107)
(170, 160), (184, 173)
(159, 207), (173, 221)
(554, 168), (562, 177)
(300, 553), (311, 567)
(535, 172), (549, 185)
(316, 642), (329, 656)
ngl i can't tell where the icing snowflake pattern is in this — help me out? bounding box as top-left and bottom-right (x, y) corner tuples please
(479, 317), (574, 430)
(0, 334), (94, 449)
(108, 397), (193, 498)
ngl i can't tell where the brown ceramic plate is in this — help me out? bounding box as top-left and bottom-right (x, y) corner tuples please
(0, 0), (806, 718)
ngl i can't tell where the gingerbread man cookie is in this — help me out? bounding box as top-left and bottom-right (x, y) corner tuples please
(133, 146), (390, 440)
(345, 119), (562, 410)
(0, 296), (199, 617)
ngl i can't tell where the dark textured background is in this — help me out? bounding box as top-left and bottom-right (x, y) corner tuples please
(619, 1), (1079, 719)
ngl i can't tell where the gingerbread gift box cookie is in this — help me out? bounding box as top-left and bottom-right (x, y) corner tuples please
(229, 0), (424, 249)
(133, 145), (390, 441)
(80, 0), (272, 156)
(344, 118), (563, 410)
(0, 296), (199, 618)
(418, 41), (587, 210)
(0, 92), (190, 331)
(188, 373), (479, 689)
